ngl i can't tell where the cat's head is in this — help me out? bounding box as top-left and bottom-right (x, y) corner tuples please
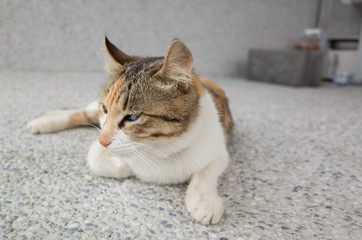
(98, 37), (203, 155)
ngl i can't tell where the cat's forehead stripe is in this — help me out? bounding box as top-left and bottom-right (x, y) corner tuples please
(105, 77), (125, 113)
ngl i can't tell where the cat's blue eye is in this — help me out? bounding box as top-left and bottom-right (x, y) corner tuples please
(126, 115), (139, 121)
(119, 114), (140, 128)
(119, 114), (141, 128)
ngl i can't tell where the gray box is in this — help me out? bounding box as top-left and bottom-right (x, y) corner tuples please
(247, 49), (324, 86)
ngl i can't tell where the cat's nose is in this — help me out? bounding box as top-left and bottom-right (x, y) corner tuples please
(99, 131), (112, 147)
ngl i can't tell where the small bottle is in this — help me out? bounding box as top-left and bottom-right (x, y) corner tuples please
(331, 53), (339, 81)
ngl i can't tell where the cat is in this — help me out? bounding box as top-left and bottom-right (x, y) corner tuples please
(28, 37), (234, 225)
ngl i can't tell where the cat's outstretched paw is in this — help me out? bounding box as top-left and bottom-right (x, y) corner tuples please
(27, 117), (60, 134)
(186, 194), (224, 225)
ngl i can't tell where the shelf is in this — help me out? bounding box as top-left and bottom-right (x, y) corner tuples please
(328, 35), (360, 41)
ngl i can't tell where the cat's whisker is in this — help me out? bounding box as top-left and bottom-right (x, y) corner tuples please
(130, 148), (174, 189)
(133, 154), (184, 202)
(131, 142), (169, 158)
(131, 143), (194, 180)
(132, 142), (196, 176)
(130, 148), (159, 171)
(79, 122), (101, 131)
(129, 143), (187, 185)
(129, 149), (176, 189)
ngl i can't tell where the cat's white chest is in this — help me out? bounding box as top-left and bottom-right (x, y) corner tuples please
(123, 153), (194, 184)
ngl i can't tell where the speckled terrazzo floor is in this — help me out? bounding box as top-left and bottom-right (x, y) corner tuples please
(0, 71), (361, 239)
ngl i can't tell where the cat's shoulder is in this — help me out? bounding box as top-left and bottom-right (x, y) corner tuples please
(199, 77), (234, 137)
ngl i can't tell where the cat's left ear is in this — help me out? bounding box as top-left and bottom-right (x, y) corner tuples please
(155, 39), (193, 88)
(104, 37), (138, 75)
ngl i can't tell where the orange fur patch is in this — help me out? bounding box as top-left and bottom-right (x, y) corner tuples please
(105, 77), (125, 114)
(99, 77), (125, 146)
(199, 77), (233, 136)
(66, 110), (98, 129)
(99, 118), (115, 147)
(193, 74), (204, 98)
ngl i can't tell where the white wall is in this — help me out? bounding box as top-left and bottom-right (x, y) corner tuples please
(0, 0), (319, 77)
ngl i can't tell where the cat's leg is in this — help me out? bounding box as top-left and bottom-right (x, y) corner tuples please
(28, 101), (99, 134)
(87, 140), (133, 179)
(185, 156), (228, 225)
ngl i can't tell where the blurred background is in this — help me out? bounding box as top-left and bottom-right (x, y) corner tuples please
(1, 0), (361, 84)
(1, 1), (362, 239)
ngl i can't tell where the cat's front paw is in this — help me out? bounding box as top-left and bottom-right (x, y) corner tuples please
(28, 113), (69, 134)
(27, 117), (53, 134)
(186, 194), (224, 225)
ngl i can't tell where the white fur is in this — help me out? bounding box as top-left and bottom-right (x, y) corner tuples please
(87, 92), (229, 225)
(85, 101), (99, 112)
(87, 140), (133, 178)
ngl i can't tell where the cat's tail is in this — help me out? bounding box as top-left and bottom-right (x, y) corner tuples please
(27, 101), (99, 134)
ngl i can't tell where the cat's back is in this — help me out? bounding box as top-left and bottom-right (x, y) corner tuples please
(199, 77), (234, 137)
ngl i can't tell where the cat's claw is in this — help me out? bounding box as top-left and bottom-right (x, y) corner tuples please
(186, 194), (224, 225)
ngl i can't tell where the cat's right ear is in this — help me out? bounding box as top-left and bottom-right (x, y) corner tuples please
(154, 39), (193, 90)
(104, 37), (138, 75)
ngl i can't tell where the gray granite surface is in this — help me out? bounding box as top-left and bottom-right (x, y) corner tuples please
(0, 71), (361, 239)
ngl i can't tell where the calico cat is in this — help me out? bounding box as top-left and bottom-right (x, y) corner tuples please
(28, 37), (233, 225)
